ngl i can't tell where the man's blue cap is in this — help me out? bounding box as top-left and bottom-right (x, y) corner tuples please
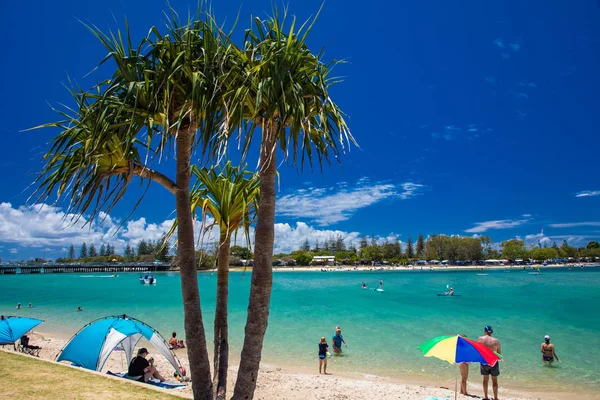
(484, 325), (493, 333)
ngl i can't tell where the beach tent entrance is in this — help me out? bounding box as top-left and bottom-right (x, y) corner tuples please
(0, 315), (44, 344)
(56, 314), (181, 374)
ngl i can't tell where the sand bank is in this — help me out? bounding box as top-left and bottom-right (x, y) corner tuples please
(16, 332), (594, 400)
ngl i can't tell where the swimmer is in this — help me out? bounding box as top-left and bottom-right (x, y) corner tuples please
(541, 335), (560, 366)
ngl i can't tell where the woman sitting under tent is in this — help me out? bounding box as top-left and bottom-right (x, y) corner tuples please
(128, 347), (165, 383)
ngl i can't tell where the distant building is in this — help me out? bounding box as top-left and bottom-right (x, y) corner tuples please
(312, 256), (335, 266)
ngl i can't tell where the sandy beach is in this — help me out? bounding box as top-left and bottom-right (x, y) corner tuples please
(18, 331), (593, 400)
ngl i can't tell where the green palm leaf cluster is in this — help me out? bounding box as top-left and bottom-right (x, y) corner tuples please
(191, 162), (260, 245)
(227, 5), (356, 169)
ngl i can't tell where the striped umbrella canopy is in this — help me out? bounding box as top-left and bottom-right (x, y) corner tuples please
(418, 335), (502, 365)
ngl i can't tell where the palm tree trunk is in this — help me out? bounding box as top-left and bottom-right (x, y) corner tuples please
(175, 129), (213, 400)
(232, 122), (278, 400)
(213, 231), (230, 400)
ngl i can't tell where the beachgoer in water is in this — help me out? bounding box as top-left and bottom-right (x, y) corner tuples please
(318, 337), (329, 374)
(332, 327), (347, 354)
(28, 303), (32, 308)
(445, 287), (454, 296)
(16, 303), (21, 309)
(379, 279), (383, 289)
(128, 347), (165, 383)
(541, 335), (560, 366)
(478, 325), (501, 400)
(361, 282), (367, 289)
(458, 334), (470, 395)
(77, 306), (83, 311)
(169, 332), (185, 349)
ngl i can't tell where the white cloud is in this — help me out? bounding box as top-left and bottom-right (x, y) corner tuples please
(549, 222), (600, 228)
(0, 202), (178, 255)
(522, 213), (532, 217)
(399, 183), (425, 200)
(465, 218), (530, 233)
(508, 42), (521, 51)
(494, 38), (504, 48)
(277, 180), (425, 226)
(575, 190), (600, 198)
(9, 248), (18, 254)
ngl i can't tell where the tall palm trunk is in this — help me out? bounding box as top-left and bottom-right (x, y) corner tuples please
(175, 129), (213, 400)
(232, 122), (278, 400)
(213, 231), (230, 400)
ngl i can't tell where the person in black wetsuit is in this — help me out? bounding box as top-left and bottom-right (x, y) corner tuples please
(318, 337), (329, 374)
(128, 348), (166, 382)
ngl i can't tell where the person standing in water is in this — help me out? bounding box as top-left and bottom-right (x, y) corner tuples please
(318, 337), (329, 374)
(332, 327), (347, 354)
(379, 279), (383, 289)
(541, 335), (560, 366)
(478, 325), (501, 400)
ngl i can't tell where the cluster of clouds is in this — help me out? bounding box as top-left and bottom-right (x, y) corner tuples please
(277, 179), (425, 226)
(0, 201), (395, 258)
(464, 214), (532, 233)
(0, 202), (177, 257)
(494, 37), (521, 59)
(465, 213), (600, 248)
(429, 124), (492, 141)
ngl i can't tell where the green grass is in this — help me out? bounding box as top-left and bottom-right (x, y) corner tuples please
(0, 350), (187, 399)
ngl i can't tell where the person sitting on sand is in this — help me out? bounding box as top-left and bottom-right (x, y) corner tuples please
(76, 306), (83, 311)
(128, 348), (165, 383)
(541, 335), (560, 366)
(332, 327), (347, 354)
(169, 332), (185, 349)
(318, 337), (329, 374)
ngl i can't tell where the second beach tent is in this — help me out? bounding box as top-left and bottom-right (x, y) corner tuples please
(56, 314), (181, 374)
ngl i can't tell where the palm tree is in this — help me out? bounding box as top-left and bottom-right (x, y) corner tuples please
(29, 10), (233, 399)
(189, 162), (260, 400)
(226, 8), (356, 399)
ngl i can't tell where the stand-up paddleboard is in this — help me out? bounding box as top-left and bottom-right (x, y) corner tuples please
(374, 288), (385, 292)
(437, 293), (461, 296)
(477, 273), (488, 276)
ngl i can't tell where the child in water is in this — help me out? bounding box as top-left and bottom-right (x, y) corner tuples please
(318, 337), (329, 374)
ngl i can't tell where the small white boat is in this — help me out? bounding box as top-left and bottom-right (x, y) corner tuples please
(139, 274), (157, 285)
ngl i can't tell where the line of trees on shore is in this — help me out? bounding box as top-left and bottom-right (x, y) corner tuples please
(261, 235), (600, 266)
(54, 236), (170, 263)
(25, 235), (600, 267)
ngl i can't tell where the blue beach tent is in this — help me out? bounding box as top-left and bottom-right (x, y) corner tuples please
(56, 315), (181, 373)
(0, 315), (44, 344)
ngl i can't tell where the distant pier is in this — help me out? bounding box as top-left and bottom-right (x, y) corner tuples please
(0, 262), (171, 275)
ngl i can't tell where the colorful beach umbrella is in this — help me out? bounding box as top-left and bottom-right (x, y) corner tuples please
(0, 316), (44, 344)
(418, 334), (502, 366)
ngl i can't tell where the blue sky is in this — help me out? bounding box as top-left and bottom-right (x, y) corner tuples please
(1, 0), (600, 260)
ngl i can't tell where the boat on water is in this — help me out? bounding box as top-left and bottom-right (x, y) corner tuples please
(139, 274), (157, 285)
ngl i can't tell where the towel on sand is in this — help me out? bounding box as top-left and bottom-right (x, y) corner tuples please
(106, 371), (185, 389)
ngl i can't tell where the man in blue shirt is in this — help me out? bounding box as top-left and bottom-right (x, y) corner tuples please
(332, 327), (347, 354)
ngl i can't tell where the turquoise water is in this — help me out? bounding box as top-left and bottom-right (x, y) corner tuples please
(1, 267), (599, 393)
